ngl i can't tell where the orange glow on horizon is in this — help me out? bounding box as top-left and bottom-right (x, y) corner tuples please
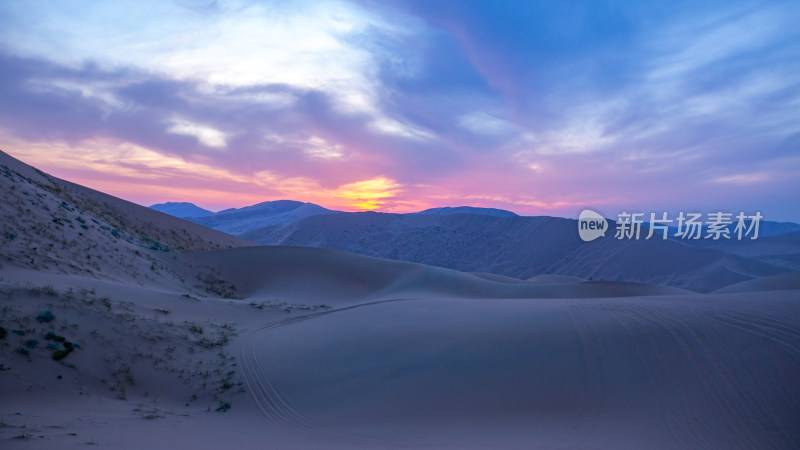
(2, 140), (586, 216)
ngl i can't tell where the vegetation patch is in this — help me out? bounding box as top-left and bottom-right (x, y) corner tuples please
(36, 310), (56, 323)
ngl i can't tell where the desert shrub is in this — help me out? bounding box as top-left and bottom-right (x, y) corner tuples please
(0, 326), (6, 339)
(63, 341), (73, 350)
(12, 329), (26, 336)
(36, 310), (56, 323)
(216, 402), (231, 412)
(44, 331), (66, 342)
(46, 342), (59, 350)
(149, 242), (165, 251)
(31, 285), (59, 296)
(24, 338), (38, 349)
(52, 347), (74, 361)
(111, 228), (121, 238)
(220, 378), (234, 391)
(15, 347), (29, 356)
(186, 322), (203, 334)
(42, 285), (59, 296)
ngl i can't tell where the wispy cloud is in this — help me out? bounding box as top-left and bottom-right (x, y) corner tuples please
(167, 118), (228, 148)
(711, 172), (770, 185)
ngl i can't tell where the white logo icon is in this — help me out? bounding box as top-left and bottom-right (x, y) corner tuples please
(578, 209), (608, 242)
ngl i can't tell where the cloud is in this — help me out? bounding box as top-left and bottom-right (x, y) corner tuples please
(167, 118), (227, 148)
(457, 112), (516, 136)
(711, 172), (770, 185)
(0, 0), (430, 134)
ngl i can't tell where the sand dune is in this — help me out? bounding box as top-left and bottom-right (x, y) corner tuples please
(242, 290), (800, 449)
(0, 149), (253, 289)
(714, 270), (800, 293)
(0, 151), (251, 253)
(173, 246), (690, 305)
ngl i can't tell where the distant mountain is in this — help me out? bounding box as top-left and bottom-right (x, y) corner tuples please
(417, 206), (518, 217)
(666, 220), (800, 239)
(757, 221), (800, 236)
(241, 211), (792, 292)
(658, 220), (800, 271)
(187, 200), (338, 235)
(150, 202), (214, 218)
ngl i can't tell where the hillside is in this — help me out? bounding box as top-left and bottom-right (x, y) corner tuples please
(0, 150), (253, 284)
(242, 211), (790, 292)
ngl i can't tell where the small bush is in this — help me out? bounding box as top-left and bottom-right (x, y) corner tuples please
(220, 379), (234, 391)
(42, 285), (59, 296)
(24, 338), (38, 349)
(52, 348), (73, 361)
(12, 329), (26, 336)
(15, 347), (30, 357)
(186, 322), (203, 334)
(216, 402), (231, 412)
(36, 310), (56, 323)
(44, 331), (65, 342)
(46, 342), (59, 350)
(0, 326), (6, 339)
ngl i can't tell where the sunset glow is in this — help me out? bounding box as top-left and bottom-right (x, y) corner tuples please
(1, 0), (798, 219)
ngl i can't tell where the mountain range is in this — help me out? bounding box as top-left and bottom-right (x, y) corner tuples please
(150, 201), (800, 292)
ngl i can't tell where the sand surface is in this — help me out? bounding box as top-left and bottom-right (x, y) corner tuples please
(3, 249), (798, 449)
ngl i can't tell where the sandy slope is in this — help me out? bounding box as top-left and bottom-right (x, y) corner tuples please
(241, 291), (800, 449)
(0, 150), (252, 254)
(713, 270), (800, 293)
(0, 149), (254, 294)
(3, 257), (798, 449)
(172, 246), (690, 305)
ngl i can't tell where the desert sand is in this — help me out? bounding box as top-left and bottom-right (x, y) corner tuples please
(2, 150), (799, 449)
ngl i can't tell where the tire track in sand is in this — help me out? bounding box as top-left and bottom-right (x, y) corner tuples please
(239, 298), (425, 447)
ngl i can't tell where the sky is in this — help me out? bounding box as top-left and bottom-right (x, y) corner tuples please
(0, 0), (798, 221)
